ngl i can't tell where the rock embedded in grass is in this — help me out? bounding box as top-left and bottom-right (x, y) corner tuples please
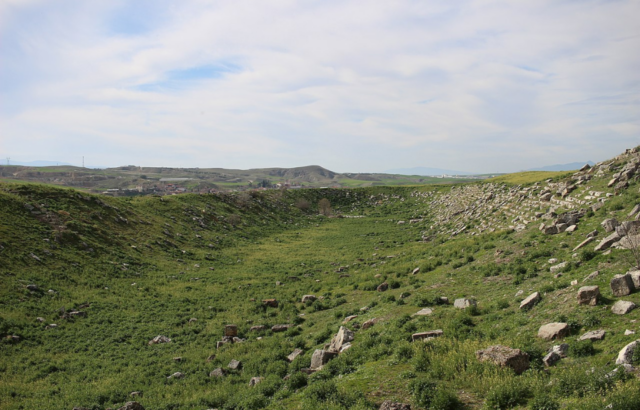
(209, 368), (225, 378)
(379, 401), (412, 410)
(328, 326), (354, 352)
(475, 345), (530, 375)
(538, 323), (569, 340)
(310, 349), (337, 370)
(249, 377), (263, 386)
(577, 286), (600, 306)
(287, 349), (303, 362)
(228, 359), (242, 370)
(615, 340), (640, 365)
(611, 300), (636, 315)
(271, 324), (293, 332)
(301, 295), (316, 303)
(116, 402), (145, 410)
(454, 298), (476, 309)
(610, 273), (635, 297)
(413, 308), (433, 316)
(148, 335), (171, 345)
(519, 292), (541, 310)
(579, 330), (606, 341)
(412, 329), (443, 342)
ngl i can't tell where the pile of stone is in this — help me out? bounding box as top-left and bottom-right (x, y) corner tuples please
(216, 325), (246, 349)
(307, 326), (354, 372)
(475, 345), (530, 374)
(539, 210), (584, 235)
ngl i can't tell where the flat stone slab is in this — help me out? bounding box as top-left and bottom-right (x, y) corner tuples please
(612, 300), (636, 315)
(413, 308), (433, 316)
(454, 298), (477, 309)
(577, 286), (599, 306)
(538, 323), (570, 340)
(616, 340), (640, 365)
(579, 330), (606, 341)
(610, 274), (634, 297)
(475, 345), (530, 375)
(519, 292), (540, 310)
(412, 330), (443, 341)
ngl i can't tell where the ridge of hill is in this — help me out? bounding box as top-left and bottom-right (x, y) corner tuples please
(0, 164), (482, 194)
(1, 147), (640, 410)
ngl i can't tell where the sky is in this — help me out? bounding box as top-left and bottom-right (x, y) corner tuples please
(0, 0), (639, 173)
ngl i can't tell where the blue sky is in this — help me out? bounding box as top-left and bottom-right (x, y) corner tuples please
(0, 0), (638, 172)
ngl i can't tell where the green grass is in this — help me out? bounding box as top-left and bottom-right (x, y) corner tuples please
(1, 151), (640, 410)
(486, 171), (574, 184)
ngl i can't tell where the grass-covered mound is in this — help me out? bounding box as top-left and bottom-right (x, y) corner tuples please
(1, 149), (640, 410)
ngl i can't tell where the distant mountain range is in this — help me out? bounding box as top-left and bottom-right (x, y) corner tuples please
(4, 160), (108, 168)
(525, 161), (595, 172)
(384, 167), (474, 176)
(6, 160), (74, 167)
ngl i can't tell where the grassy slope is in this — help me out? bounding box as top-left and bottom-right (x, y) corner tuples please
(1, 155), (640, 410)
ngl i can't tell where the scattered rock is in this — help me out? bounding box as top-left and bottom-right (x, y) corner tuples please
(228, 359), (242, 370)
(475, 345), (530, 375)
(379, 401), (412, 410)
(628, 270), (640, 288)
(26, 284), (38, 291)
(167, 372), (184, 379)
(262, 299), (278, 308)
(582, 271), (599, 282)
(328, 326), (355, 353)
(148, 335), (171, 345)
(615, 340), (640, 365)
(301, 295), (317, 303)
(271, 324), (293, 332)
(412, 267), (420, 275)
(543, 351), (561, 367)
(376, 282), (389, 292)
(550, 262), (568, 273)
(343, 315), (358, 323)
(117, 402), (145, 410)
(310, 349), (338, 370)
(250, 325), (266, 332)
(249, 377), (264, 386)
(549, 344), (569, 357)
(610, 273), (635, 297)
(625, 330), (636, 336)
(573, 237), (595, 251)
(579, 330), (606, 341)
(595, 232), (621, 251)
(454, 298), (477, 309)
(287, 349), (303, 362)
(413, 308), (433, 316)
(601, 218), (619, 233)
(577, 286), (600, 306)
(412, 330), (443, 341)
(538, 323), (569, 340)
(362, 318), (377, 329)
(209, 368), (225, 378)
(611, 300), (636, 315)
(519, 292), (541, 310)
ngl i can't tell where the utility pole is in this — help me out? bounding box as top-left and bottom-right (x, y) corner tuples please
(82, 156), (84, 168)
(6, 157), (9, 166)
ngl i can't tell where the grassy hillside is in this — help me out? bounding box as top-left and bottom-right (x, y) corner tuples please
(0, 164), (479, 194)
(1, 150), (640, 410)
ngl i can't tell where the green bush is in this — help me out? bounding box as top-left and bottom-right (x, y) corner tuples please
(285, 372), (308, 391)
(529, 393), (559, 410)
(409, 378), (438, 408)
(484, 378), (530, 409)
(569, 340), (595, 357)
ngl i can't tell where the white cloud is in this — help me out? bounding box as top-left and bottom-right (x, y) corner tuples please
(1, 0), (639, 172)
